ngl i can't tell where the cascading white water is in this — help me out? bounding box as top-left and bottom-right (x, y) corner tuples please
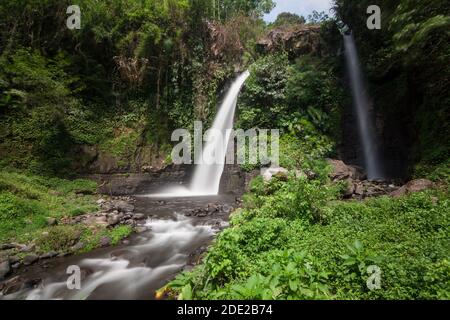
(190, 70), (250, 195)
(343, 34), (384, 180)
(14, 216), (215, 300)
(149, 70), (250, 197)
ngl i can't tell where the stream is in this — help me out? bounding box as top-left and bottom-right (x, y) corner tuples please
(0, 195), (238, 300)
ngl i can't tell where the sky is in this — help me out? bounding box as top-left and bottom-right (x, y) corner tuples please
(263, 0), (334, 23)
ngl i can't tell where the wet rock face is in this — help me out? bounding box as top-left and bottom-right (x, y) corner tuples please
(327, 159), (399, 200)
(86, 165), (192, 196)
(327, 159), (436, 200)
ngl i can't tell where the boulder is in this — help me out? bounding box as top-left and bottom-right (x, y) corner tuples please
(0, 260), (10, 280)
(71, 242), (85, 251)
(0, 243), (15, 251)
(100, 236), (111, 247)
(390, 179), (434, 198)
(327, 159), (352, 181)
(23, 254), (39, 266)
(114, 200), (135, 213)
(107, 215), (121, 227)
(40, 251), (59, 260)
(327, 159), (367, 181)
(133, 213), (145, 220)
(261, 167), (289, 182)
(347, 165), (367, 181)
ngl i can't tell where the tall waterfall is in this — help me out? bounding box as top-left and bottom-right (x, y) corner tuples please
(149, 70), (250, 197)
(190, 70), (250, 195)
(343, 34), (384, 180)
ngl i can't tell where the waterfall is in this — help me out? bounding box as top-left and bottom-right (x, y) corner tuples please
(343, 34), (384, 180)
(149, 70), (250, 197)
(190, 70), (250, 194)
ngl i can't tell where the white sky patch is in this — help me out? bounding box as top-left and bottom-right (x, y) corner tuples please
(264, 0), (334, 23)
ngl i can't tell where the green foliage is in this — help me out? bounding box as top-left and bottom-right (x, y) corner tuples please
(237, 54), (290, 129)
(0, 170), (97, 242)
(168, 173), (450, 300)
(271, 12), (306, 28)
(36, 225), (83, 253)
(335, 0), (450, 177)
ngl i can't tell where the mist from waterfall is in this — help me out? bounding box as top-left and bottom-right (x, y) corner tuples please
(343, 34), (384, 180)
(148, 70), (250, 197)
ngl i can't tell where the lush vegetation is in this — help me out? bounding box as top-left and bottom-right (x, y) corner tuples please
(0, 171), (131, 261)
(163, 0), (449, 300)
(0, 0), (448, 300)
(0, 0), (273, 174)
(168, 172), (449, 299)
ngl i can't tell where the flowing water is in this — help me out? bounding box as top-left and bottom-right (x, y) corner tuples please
(150, 70), (250, 197)
(1, 196), (237, 300)
(344, 34), (384, 180)
(0, 72), (249, 300)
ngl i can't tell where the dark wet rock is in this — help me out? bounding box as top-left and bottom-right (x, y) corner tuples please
(0, 243), (15, 251)
(101, 202), (114, 212)
(11, 262), (21, 270)
(39, 251), (59, 260)
(100, 236), (111, 247)
(0, 276), (22, 295)
(0, 260), (11, 280)
(23, 278), (42, 290)
(133, 213), (145, 220)
(23, 254), (39, 266)
(221, 204), (234, 214)
(125, 220), (136, 227)
(347, 165), (367, 181)
(9, 256), (20, 264)
(114, 200), (135, 213)
(58, 252), (71, 258)
(390, 179), (434, 198)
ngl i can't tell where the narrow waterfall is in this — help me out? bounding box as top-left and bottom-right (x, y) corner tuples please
(343, 34), (384, 180)
(149, 70), (250, 197)
(190, 70), (250, 194)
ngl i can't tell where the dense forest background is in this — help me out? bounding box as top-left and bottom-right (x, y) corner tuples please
(0, 0), (449, 300)
(0, 0), (448, 179)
